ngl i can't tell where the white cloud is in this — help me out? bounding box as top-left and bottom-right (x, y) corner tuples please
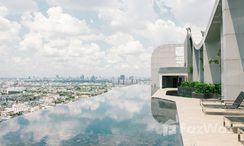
(0, 18), (20, 44)
(41, 39), (105, 65)
(98, 8), (127, 27)
(154, 0), (215, 26)
(20, 33), (43, 51)
(0, 6), (21, 54)
(20, 6), (105, 65)
(105, 32), (151, 75)
(140, 19), (186, 45)
(0, 0), (38, 14)
(46, 0), (122, 10)
(12, 57), (31, 64)
(98, 0), (158, 32)
(0, 0), (215, 77)
(21, 7), (90, 36)
(0, 5), (8, 16)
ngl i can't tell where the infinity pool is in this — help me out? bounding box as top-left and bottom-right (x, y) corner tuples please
(0, 85), (183, 146)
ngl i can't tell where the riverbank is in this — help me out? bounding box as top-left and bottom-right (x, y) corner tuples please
(0, 84), (111, 122)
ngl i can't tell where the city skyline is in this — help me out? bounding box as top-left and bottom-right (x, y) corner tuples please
(0, 0), (215, 77)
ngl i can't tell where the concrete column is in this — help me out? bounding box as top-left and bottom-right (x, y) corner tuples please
(185, 29), (193, 81)
(222, 0), (244, 99)
(192, 48), (199, 81)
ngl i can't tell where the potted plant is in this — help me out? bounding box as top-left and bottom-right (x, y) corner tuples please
(178, 81), (222, 99)
(178, 81), (196, 97)
(192, 82), (211, 99)
(212, 83), (221, 98)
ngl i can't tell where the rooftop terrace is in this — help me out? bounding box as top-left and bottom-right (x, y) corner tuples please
(153, 88), (243, 146)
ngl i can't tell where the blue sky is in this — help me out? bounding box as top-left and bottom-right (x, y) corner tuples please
(0, 0), (215, 78)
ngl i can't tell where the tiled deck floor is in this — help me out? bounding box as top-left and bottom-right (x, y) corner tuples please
(152, 88), (243, 146)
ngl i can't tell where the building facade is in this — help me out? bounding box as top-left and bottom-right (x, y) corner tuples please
(185, 0), (244, 99)
(152, 0), (244, 99)
(151, 44), (187, 95)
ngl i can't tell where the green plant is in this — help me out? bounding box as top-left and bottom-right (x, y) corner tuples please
(208, 48), (221, 65)
(188, 66), (193, 74)
(214, 84), (221, 95)
(180, 81), (221, 95)
(180, 81), (189, 87)
(194, 82), (205, 94)
(208, 58), (219, 64)
(208, 84), (215, 93)
(180, 81), (200, 88)
(194, 82), (221, 94)
(194, 82), (211, 94)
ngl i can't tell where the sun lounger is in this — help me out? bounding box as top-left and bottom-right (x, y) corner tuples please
(200, 98), (234, 106)
(202, 92), (244, 109)
(202, 108), (244, 115)
(202, 92), (244, 115)
(201, 92), (244, 108)
(223, 116), (244, 133)
(238, 127), (244, 141)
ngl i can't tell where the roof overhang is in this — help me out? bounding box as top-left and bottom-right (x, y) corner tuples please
(158, 67), (187, 74)
(205, 0), (222, 42)
(189, 0), (222, 49)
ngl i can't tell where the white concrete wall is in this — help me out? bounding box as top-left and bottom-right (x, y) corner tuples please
(151, 44), (184, 95)
(222, 0), (244, 99)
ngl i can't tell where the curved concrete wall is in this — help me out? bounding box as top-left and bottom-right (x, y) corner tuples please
(185, 0), (244, 99)
(222, 0), (244, 99)
(152, 0), (244, 99)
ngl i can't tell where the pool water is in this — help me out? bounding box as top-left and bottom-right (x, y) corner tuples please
(0, 85), (183, 146)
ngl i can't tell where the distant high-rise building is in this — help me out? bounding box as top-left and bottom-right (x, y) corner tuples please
(129, 76), (134, 84)
(119, 75), (125, 84)
(90, 75), (96, 82)
(119, 75), (125, 80)
(80, 75), (85, 80)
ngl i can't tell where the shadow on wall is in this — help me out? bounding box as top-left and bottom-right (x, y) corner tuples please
(194, 49), (200, 75)
(205, 42), (221, 83)
(193, 47), (204, 81)
(227, 0), (244, 72)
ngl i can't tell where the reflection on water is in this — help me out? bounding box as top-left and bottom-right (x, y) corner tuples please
(151, 97), (183, 146)
(151, 97), (178, 124)
(0, 85), (183, 146)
